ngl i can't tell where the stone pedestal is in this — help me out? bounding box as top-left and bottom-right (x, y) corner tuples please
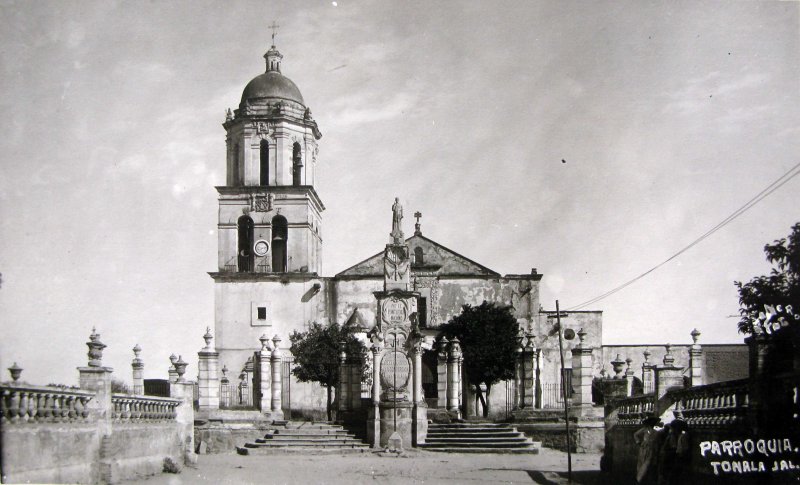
(170, 380), (197, 466)
(198, 350), (220, 411)
(376, 401), (413, 448)
(78, 366), (114, 430)
(270, 336), (284, 419)
(571, 343), (594, 408)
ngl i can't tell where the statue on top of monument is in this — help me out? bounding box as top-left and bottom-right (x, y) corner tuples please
(391, 197), (404, 244)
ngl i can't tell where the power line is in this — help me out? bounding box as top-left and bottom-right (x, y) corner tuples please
(566, 161), (800, 311)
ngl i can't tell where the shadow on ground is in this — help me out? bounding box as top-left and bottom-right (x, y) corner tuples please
(525, 470), (626, 485)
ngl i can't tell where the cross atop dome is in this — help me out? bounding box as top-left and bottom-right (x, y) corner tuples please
(269, 21), (280, 47)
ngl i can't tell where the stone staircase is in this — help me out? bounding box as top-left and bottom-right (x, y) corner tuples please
(419, 422), (540, 454)
(236, 421), (370, 455)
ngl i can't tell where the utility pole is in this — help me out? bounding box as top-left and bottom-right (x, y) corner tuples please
(555, 300), (573, 483)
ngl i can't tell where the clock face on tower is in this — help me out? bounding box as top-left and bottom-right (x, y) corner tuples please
(253, 240), (270, 257)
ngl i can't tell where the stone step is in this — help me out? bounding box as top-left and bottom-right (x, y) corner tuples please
(262, 433), (353, 441)
(255, 436), (363, 443)
(427, 431), (522, 438)
(425, 436), (530, 443)
(271, 429), (348, 436)
(246, 440), (369, 448)
(420, 446), (539, 454)
(420, 441), (534, 449)
(237, 446), (369, 456)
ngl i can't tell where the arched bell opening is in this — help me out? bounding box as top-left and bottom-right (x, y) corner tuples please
(271, 214), (288, 272)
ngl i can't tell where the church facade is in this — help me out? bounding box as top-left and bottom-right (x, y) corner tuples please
(208, 44), (604, 420)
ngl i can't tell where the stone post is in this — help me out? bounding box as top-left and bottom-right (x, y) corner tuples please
(654, 344), (684, 401)
(514, 333), (524, 409)
(349, 356), (362, 410)
(641, 349), (655, 394)
(258, 334), (272, 413)
(78, 328), (114, 433)
(689, 328), (704, 387)
(370, 344), (382, 448)
(571, 328), (594, 407)
(447, 337), (462, 417)
(198, 327), (220, 411)
(436, 337), (449, 409)
(625, 358), (635, 396)
(168, 354), (178, 383)
(170, 373), (197, 466)
(338, 342), (349, 413)
(522, 335), (537, 408)
(413, 343), (423, 404)
(270, 335), (283, 419)
(131, 344), (144, 395)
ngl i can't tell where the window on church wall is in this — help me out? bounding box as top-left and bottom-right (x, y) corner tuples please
(271, 215), (288, 272)
(259, 139), (269, 186)
(292, 142), (302, 186)
(414, 247), (424, 265)
(237, 215), (254, 272)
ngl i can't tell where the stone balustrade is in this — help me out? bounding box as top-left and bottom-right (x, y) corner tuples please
(610, 394), (656, 427)
(110, 394), (181, 421)
(1, 384), (94, 423)
(670, 378), (749, 428)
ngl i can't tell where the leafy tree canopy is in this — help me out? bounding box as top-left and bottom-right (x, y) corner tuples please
(439, 301), (519, 415)
(735, 222), (800, 334)
(289, 320), (368, 420)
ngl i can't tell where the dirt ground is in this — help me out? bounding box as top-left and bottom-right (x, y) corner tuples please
(132, 448), (605, 485)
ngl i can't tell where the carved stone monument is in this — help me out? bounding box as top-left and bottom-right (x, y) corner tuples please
(368, 198), (427, 449)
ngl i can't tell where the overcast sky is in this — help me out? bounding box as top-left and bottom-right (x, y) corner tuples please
(1, 1), (798, 386)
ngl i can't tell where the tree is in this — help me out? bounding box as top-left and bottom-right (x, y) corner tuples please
(735, 222), (800, 334)
(289, 321), (368, 421)
(439, 301), (519, 418)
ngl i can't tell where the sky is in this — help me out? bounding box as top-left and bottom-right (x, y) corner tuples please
(1, 0), (798, 387)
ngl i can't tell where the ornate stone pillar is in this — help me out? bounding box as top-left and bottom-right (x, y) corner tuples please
(198, 328), (221, 411)
(338, 343), (349, 413)
(131, 344), (144, 395)
(523, 335), (537, 409)
(689, 328), (704, 387)
(447, 338), (462, 416)
(258, 334), (272, 413)
(514, 334), (524, 409)
(271, 335), (283, 419)
(436, 337), (449, 409)
(571, 329), (593, 407)
(413, 342), (423, 404)
(370, 344), (382, 448)
(641, 349), (655, 394)
(625, 358), (636, 396)
(655, 344), (684, 401)
(349, 356), (362, 410)
(78, 328), (113, 434)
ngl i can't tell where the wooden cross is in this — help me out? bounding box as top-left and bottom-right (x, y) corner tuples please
(414, 211), (422, 224)
(269, 21), (280, 45)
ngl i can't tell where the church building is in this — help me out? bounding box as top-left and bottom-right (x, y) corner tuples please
(208, 42), (604, 420)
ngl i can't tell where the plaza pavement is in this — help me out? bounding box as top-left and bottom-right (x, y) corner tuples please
(133, 448), (605, 485)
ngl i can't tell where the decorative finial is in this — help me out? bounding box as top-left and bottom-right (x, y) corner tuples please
(577, 328), (587, 345)
(643, 349), (651, 364)
(225, 108), (233, 122)
(611, 353), (626, 378)
(8, 362), (22, 382)
(269, 20), (280, 47)
(691, 328), (701, 347)
(203, 327), (214, 350)
(86, 328), (106, 367)
(174, 355), (188, 382)
(663, 344), (675, 366)
(169, 353), (178, 365)
(414, 211), (422, 235)
(259, 334), (270, 352)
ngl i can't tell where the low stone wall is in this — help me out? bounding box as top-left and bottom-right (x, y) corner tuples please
(1, 384), (193, 484)
(1, 421), (100, 484)
(517, 421), (604, 453)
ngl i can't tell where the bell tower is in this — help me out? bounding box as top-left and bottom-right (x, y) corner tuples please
(216, 42), (324, 274)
